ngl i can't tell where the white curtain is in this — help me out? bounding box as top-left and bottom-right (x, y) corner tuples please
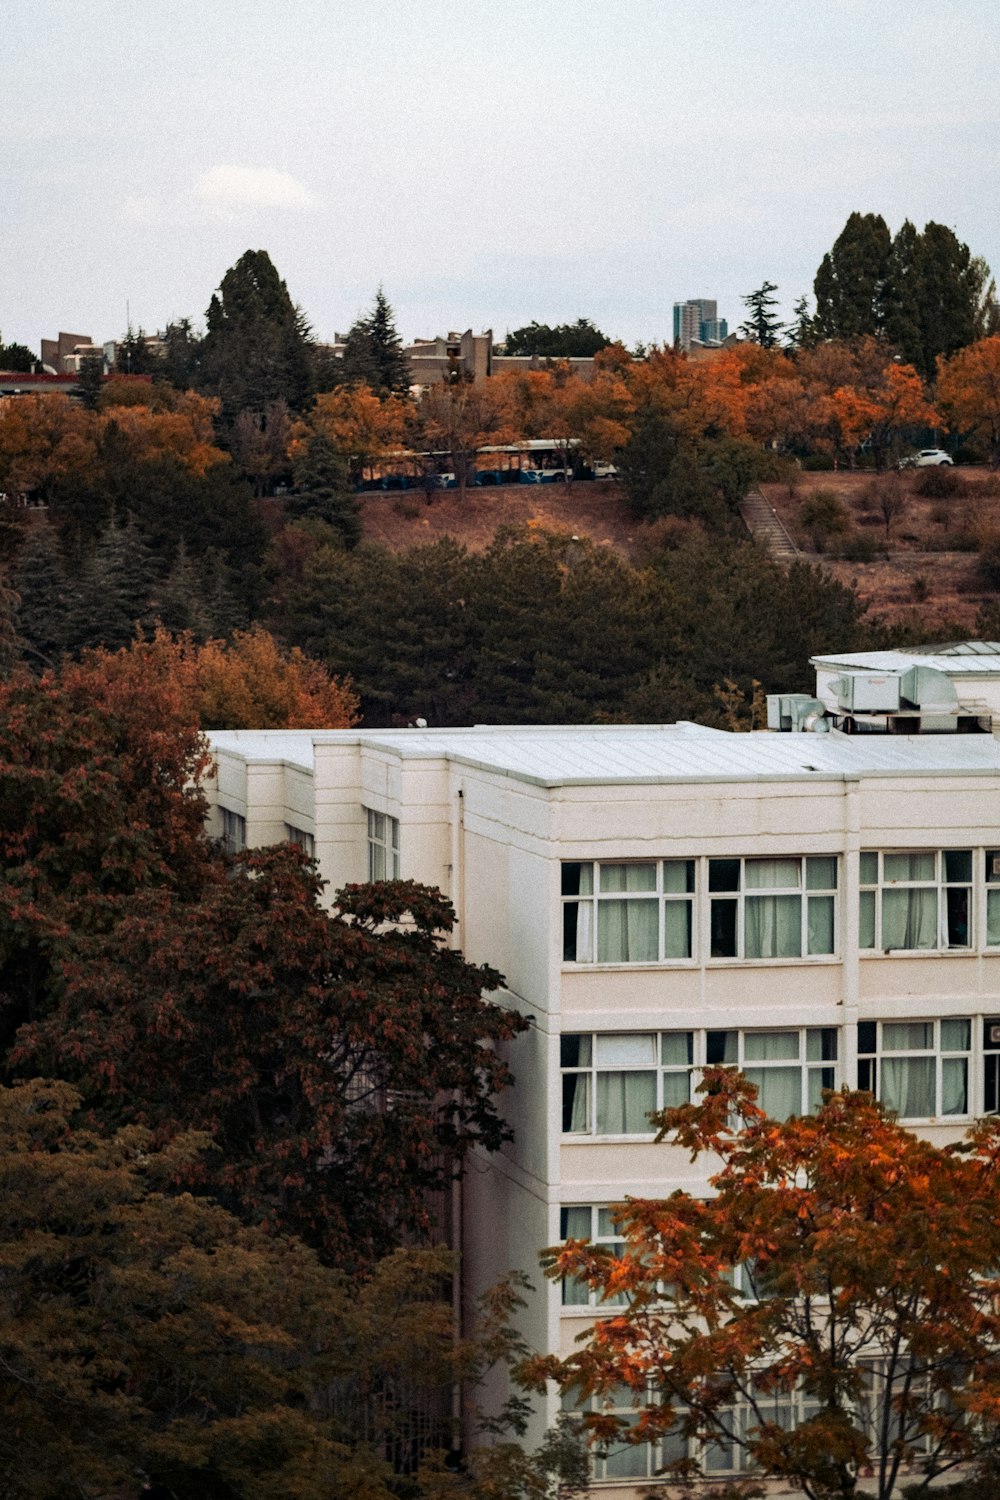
(807, 896), (835, 954)
(746, 895), (801, 958)
(881, 1056), (935, 1117)
(598, 864), (657, 962)
(596, 1070), (656, 1133)
(881, 888), (937, 950)
(566, 863), (594, 962)
(561, 1206), (592, 1304)
(743, 1032), (801, 1119)
(988, 891), (1000, 947)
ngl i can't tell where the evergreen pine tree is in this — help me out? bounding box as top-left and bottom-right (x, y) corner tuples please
(739, 282), (784, 347)
(76, 353), (105, 411)
(200, 250), (314, 422)
(286, 435), (362, 548)
(11, 525), (72, 668)
(152, 540), (213, 638)
(68, 518), (158, 653)
(785, 296), (817, 351)
(341, 288), (411, 394)
(813, 212), (892, 340)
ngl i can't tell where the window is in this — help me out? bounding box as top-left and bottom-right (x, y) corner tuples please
(707, 1028), (838, 1120)
(709, 856), (837, 960)
(859, 850), (971, 952)
(984, 1018), (1000, 1113)
(559, 1206), (627, 1307)
(561, 1032), (693, 1136)
(985, 851), (1000, 946)
(857, 1019), (971, 1118)
(221, 808), (246, 853)
(284, 823), (315, 857)
(564, 1386), (666, 1479)
(366, 809), (399, 881)
(562, 860), (694, 963)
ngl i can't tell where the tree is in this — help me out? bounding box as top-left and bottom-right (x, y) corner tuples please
(538, 1073), (1000, 1500)
(418, 379), (515, 499)
(67, 515), (159, 652)
(502, 319), (612, 358)
(229, 397), (292, 495)
(0, 1077), (479, 1500)
(200, 249), (315, 422)
(814, 212), (892, 341)
(739, 281), (783, 348)
(341, 287), (412, 395)
(0, 339), (36, 372)
(786, 295), (817, 351)
(938, 336), (1000, 468)
(303, 383), (412, 483)
(287, 431), (362, 547)
(10, 522), (72, 667)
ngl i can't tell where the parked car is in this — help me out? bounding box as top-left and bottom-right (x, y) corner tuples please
(899, 448), (954, 468)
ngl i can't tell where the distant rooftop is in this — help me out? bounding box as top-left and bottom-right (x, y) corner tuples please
(813, 644), (1000, 675)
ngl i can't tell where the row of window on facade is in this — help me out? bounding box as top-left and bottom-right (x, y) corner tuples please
(561, 1019), (1000, 1132)
(217, 806), (398, 877)
(562, 851), (1000, 962)
(565, 1367), (937, 1481)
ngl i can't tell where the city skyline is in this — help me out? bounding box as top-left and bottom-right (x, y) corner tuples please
(4, 0), (998, 352)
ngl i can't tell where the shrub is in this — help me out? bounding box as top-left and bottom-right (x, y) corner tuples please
(799, 489), (851, 552)
(801, 453), (835, 472)
(915, 465), (966, 499)
(838, 529), (884, 563)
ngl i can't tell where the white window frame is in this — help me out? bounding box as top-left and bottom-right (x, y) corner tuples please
(561, 859), (695, 965)
(706, 1026), (839, 1121)
(859, 849), (972, 953)
(857, 1018), (972, 1121)
(561, 1031), (694, 1138)
(366, 808), (399, 881)
(559, 1205), (627, 1309)
(707, 855), (838, 962)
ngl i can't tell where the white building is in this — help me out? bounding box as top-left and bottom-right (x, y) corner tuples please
(205, 643), (1000, 1494)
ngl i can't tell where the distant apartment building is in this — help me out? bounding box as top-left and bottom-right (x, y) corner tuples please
(673, 298), (729, 352)
(39, 331), (106, 374)
(320, 326), (597, 391)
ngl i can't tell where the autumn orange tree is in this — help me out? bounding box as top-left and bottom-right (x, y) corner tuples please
(938, 336), (1000, 468)
(537, 1073), (1000, 1500)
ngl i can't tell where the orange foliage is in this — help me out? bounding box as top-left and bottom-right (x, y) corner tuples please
(0, 394), (97, 494)
(75, 627), (359, 732)
(96, 392), (227, 475)
(938, 335), (1000, 466)
(302, 384), (412, 465)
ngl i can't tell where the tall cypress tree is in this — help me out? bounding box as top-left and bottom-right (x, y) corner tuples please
(739, 282), (784, 347)
(201, 250), (315, 422)
(813, 212), (892, 341)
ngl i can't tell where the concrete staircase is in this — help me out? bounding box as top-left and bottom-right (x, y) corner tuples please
(738, 489), (799, 558)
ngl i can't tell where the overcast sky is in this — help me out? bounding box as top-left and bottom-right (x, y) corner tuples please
(4, 0), (998, 353)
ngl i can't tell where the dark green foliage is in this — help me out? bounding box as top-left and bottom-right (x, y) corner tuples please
(67, 517), (158, 652)
(113, 326), (155, 376)
(814, 211), (892, 340)
(275, 523), (871, 728)
(159, 318), (203, 389)
(618, 416), (759, 524)
(0, 341), (36, 372)
(75, 352), (104, 411)
(739, 281), (784, 347)
(201, 249), (314, 421)
(340, 287), (411, 395)
(786, 296), (817, 350)
(151, 539), (215, 637)
(884, 220), (981, 379)
(287, 435), (362, 548)
(502, 319), (612, 358)
(11, 524), (72, 667)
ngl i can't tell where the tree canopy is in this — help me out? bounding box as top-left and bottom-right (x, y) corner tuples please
(340, 287), (412, 395)
(538, 1073), (1000, 1500)
(200, 249), (315, 421)
(502, 319), (612, 358)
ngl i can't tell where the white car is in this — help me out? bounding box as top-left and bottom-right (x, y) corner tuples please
(899, 448), (954, 468)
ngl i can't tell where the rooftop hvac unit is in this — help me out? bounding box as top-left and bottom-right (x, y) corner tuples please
(766, 694), (829, 732)
(831, 673), (902, 712)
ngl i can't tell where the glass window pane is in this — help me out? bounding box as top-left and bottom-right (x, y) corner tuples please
(562, 1074), (591, 1133)
(746, 857), (800, 889)
(596, 1071), (656, 1133)
(663, 1071), (691, 1107)
(881, 1056), (935, 1116)
(744, 1030), (799, 1061)
(883, 1022), (933, 1051)
(988, 890), (1000, 947)
(859, 890), (876, 949)
(987, 851), (1000, 887)
(562, 862), (590, 896)
(563, 901), (593, 963)
(882, 887), (937, 949)
(596, 1208), (621, 1237)
(663, 859), (694, 893)
(807, 895), (835, 954)
(884, 852), (936, 882)
(745, 894), (801, 958)
(600, 862), (656, 892)
(944, 850), (972, 883)
(562, 1274), (590, 1306)
(858, 1020), (877, 1055)
(942, 1057), (968, 1115)
(807, 1027), (838, 1062)
(941, 1019), (971, 1052)
(745, 1065), (801, 1120)
(663, 899), (692, 958)
(596, 1033), (656, 1066)
(710, 899), (738, 957)
(560, 1034), (592, 1067)
(807, 856), (838, 890)
(860, 852), (878, 884)
(707, 1030), (738, 1065)
(370, 843), (386, 881)
(598, 899), (658, 962)
(946, 886), (970, 948)
(561, 1207), (592, 1238)
(709, 859), (740, 892)
(807, 1066), (836, 1112)
(661, 1032), (693, 1066)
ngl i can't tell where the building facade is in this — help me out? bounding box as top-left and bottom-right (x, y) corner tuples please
(673, 298), (729, 352)
(205, 645), (1000, 1494)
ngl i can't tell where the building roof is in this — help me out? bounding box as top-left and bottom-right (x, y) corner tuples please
(208, 722), (1000, 788)
(813, 644), (1000, 676)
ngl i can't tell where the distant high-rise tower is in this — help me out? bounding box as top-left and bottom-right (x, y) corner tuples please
(673, 299), (728, 351)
